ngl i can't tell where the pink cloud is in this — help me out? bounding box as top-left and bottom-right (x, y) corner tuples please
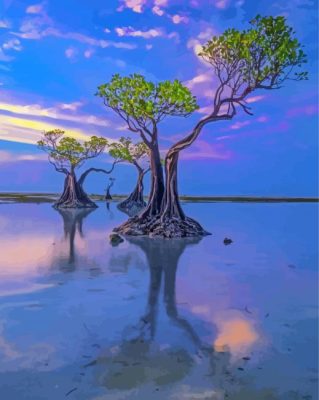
(65, 47), (77, 59)
(84, 49), (95, 58)
(118, 0), (147, 13)
(215, 0), (229, 9)
(287, 104), (318, 118)
(229, 120), (250, 130)
(152, 0), (168, 15)
(180, 139), (233, 161)
(152, 6), (165, 15)
(246, 95), (265, 104)
(170, 14), (189, 24)
(257, 116), (269, 123)
(26, 3), (45, 14)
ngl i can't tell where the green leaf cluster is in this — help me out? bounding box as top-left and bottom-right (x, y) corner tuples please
(199, 15), (307, 89)
(108, 137), (149, 164)
(38, 130), (108, 171)
(96, 74), (199, 124)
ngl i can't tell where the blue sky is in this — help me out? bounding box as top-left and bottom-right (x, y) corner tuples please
(0, 0), (317, 196)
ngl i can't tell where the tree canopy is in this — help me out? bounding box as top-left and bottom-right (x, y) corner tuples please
(198, 15), (307, 118)
(96, 74), (199, 144)
(108, 137), (149, 168)
(38, 129), (108, 173)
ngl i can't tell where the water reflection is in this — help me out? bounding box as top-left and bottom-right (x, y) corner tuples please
(126, 237), (207, 347)
(95, 237), (227, 391)
(53, 208), (95, 271)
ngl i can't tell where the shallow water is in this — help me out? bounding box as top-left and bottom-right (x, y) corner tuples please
(0, 201), (317, 400)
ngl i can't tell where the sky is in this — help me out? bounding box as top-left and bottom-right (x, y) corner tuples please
(0, 0), (318, 196)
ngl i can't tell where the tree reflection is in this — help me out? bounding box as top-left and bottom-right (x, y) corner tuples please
(54, 208), (95, 271)
(95, 237), (225, 391)
(126, 236), (207, 349)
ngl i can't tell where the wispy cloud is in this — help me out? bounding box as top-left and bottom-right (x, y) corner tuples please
(229, 120), (251, 130)
(246, 95), (265, 104)
(115, 26), (178, 41)
(181, 139), (233, 160)
(0, 150), (46, 163)
(14, 26), (137, 49)
(13, 4), (137, 50)
(0, 101), (111, 127)
(287, 104), (317, 118)
(115, 27), (163, 39)
(185, 71), (213, 90)
(0, 48), (13, 62)
(0, 113), (107, 146)
(0, 20), (11, 29)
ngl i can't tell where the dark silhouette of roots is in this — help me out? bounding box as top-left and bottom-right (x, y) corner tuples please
(114, 214), (210, 238)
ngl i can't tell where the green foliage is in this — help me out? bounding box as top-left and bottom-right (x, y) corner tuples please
(96, 74), (199, 126)
(108, 137), (149, 164)
(38, 129), (108, 172)
(199, 15), (307, 91)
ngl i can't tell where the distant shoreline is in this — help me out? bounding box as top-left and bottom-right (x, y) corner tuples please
(0, 192), (318, 204)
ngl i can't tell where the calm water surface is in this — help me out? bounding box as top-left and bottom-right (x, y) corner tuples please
(0, 201), (317, 400)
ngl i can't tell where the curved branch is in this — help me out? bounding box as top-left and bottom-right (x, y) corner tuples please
(166, 103), (236, 159)
(48, 157), (69, 175)
(78, 161), (121, 187)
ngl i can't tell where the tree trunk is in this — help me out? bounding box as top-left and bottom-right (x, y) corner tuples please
(118, 167), (147, 214)
(140, 144), (164, 218)
(113, 142), (164, 235)
(151, 121), (210, 237)
(54, 171), (97, 209)
(105, 180), (114, 200)
(161, 151), (185, 220)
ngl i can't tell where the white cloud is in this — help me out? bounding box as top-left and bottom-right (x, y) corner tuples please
(115, 26), (179, 42)
(58, 102), (83, 111)
(115, 26), (163, 39)
(3, 39), (22, 51)
(185, 72), (213, 89)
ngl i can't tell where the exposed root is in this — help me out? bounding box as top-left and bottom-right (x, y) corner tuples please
(114, 214), (210, 238)
(117, 199), (146, 217)
(53, 198), (98, 209)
